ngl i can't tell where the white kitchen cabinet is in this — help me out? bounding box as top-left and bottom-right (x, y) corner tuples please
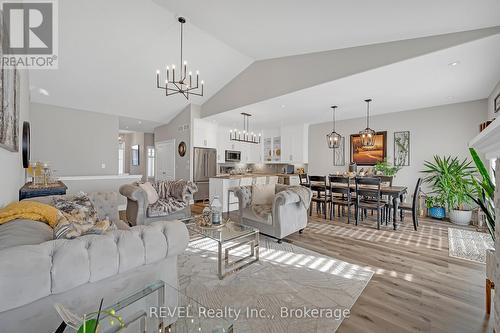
(193, 118), (217, 149)
(280, 124), (309, 164)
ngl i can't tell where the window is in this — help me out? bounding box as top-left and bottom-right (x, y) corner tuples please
(147, 146), (155, 178)
(118, 141), (125, 174)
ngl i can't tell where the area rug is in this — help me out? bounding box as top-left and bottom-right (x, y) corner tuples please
(448, 227), (494, 264)
(178, 236), (373, 333)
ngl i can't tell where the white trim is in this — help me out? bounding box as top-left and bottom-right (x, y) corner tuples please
(469, 117), (500, 158)
(58, 175), (142, 181)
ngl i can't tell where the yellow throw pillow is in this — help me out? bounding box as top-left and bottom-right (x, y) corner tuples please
(0, 201), (59, 227)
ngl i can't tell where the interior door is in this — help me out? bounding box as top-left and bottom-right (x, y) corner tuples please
(156, 140), (175, 181)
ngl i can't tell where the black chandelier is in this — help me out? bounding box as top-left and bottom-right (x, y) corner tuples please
(359, 99), (376, 147)
(156, 17), (204, 100)
(326, 105), (342, 149)
(230, 113), (261, 144)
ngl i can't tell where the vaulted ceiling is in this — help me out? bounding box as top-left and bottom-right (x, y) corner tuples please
(29, 0), (500, 127)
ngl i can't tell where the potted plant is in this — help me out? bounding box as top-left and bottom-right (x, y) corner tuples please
(469, 148), (495, 240)
(425, 195), (446, 219)
(421, 156), (476, 225)
(374, 159), (401, 176)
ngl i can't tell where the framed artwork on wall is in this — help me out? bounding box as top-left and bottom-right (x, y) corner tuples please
(394, 131), (410, 166)
(131, 145), (140, 166)
(350, 131), (387, 166)
(495, 92), (500, 114)
(332, 136), (345, 166)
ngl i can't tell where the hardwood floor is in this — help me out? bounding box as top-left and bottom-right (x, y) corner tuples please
(193, 203), (493, 332)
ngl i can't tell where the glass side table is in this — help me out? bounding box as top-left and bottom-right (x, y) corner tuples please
(62, 280), (233, 333)
(183, 217), (260, 279)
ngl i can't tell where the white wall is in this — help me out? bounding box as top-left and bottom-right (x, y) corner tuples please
(308, 100), (488, 193)
(30, 103), (119, 176)
(154, 105), (193, 181)
(488, 80), (500, 120)
(0, 71), (30, 207)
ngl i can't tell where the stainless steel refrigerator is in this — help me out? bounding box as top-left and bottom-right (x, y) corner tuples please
(193, 147), (217, 201)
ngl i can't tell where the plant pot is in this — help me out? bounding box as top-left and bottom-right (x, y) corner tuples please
(428, 207), (446, 219)
(449, 209), (472, 225)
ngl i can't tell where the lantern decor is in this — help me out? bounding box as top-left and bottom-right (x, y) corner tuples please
(326, 105), (342, 149)
(359, 99), (376, 147)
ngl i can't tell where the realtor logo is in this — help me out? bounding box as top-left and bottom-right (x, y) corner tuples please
(1, 0), (58, 68)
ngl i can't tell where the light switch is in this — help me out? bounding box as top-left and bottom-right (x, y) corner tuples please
(101, 163), (106, 169)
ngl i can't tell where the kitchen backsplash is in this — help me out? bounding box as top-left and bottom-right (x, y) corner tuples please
(219, 163), (308, 175)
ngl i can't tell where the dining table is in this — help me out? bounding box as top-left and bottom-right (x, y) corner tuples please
(309, 180), (408, 230)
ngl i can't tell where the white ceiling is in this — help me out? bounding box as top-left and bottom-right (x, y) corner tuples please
(206, 34), (500, 129)
(29, 0), (500, 128)
(118, 116), (162, 133)
(29, 0), (252, 124)
(156, 0), (500, 59)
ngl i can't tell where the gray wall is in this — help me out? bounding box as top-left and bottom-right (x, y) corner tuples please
(121, 132), (154, 181)
(0, 71), (30, 207)
(30, 103), (119, 176)
(488, 79), (500, 120)
(308, 100), (488, 194)
(155, 105), (192, 181)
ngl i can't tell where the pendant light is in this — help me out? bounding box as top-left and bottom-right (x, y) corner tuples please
(359, 99), (376, 147)
(326, 105), (342, 149)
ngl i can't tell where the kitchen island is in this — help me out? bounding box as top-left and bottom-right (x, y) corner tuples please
(209, 174), (301, 212)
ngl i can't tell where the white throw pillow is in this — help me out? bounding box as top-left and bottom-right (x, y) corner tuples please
(139, 182), (159, 205)
(252, 184), (275, 205)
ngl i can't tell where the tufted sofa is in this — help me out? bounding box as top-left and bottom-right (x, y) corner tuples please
(0, 192), (189, 333)
(234, 184), (311, 242)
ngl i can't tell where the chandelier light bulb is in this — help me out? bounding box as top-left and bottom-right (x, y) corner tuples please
(156, 70), (160, 74)
(184, 61), (187, 65)
(189, 71), (192, 76)
(172, 64), (175, 69)
(201, 80), (204, 85)
(196, 70), (199, 75)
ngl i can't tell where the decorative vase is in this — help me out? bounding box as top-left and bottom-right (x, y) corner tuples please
(428, 207), (446, 219)
(449, 209), (472, 225)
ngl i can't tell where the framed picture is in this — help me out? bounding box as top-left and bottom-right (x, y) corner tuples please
(131, 145), (140, 166)
(0, 51), (20, 152)
(332, 137), (345, 166)
(394, 131), (410, 166)
(350, 131), (387, 166)
(495, 92), (500, 114)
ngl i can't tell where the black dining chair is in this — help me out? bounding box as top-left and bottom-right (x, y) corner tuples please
(355, 177), (386, 229)
(397, 178), (422, 231)
(309, 175), (330, 219)
(374, 175), (393, 222)
(299, 173), (310, 187)
(328, 175), (354, 224)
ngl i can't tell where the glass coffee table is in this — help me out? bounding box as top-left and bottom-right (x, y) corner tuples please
(184, 218), (260, 279)
(62, 280), (232, 333)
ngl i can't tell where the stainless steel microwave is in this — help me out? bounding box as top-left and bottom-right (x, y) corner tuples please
(225, 150), (241, 162)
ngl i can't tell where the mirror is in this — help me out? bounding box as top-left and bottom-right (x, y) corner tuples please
(178, 141), (186, 157)
(22, 121), (30, 168)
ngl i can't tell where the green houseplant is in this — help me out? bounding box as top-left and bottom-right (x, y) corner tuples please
(374, 159), (401, 176)
(469, 148), (495, 240)
(421, 155), (476, 225)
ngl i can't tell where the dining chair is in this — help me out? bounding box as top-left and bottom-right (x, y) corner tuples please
(396, 178), (422, 231)
(374, 175), (393, 222)
(309, 175), (330, 219)
(328, 175), (354, 224)
(299, 173), (309, 187)
(355, 177), (386, 229)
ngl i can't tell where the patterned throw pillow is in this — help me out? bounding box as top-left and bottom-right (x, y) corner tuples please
(53, 193), (114, 239)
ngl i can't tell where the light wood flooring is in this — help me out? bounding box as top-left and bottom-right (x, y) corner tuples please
(192, 203), (494, 333)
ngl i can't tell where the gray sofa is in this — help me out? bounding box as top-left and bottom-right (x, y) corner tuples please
(0, 192), (188, 333)
(120, 180), (197, 226)
(234, 184), (311, 242)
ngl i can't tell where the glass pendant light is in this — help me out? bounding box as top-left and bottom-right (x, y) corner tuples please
(359, 99), (376, 147)
(326, 105), (342, 149)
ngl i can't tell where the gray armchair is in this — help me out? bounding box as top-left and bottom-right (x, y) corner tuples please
(234, 184), (312, 242)
(120, 180), (197, 225)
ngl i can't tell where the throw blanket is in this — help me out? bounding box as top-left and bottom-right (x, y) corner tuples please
(0, 201), (59, 227)
(277, 185), (312, 211)
(153, 180), (198, 202)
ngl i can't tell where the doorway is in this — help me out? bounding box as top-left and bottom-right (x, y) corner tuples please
(156, 140), (175, 181)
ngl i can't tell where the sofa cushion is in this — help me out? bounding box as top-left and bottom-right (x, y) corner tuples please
(139, 182), (159, 205)
(147, 197), (187, 218)
(243, 206), (273, 225)
(251, 184), (275, 205)
(0, 219), (54, 251)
